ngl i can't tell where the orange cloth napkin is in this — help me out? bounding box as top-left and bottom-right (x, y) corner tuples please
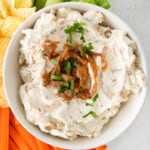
(0, 107), (107, 150)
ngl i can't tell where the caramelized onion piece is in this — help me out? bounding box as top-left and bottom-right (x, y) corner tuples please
(76, 65), (90, 88)
(88, 51), (108, 72)
(43, 39), (59, 59)
(42, 71), (51, 86)
(59, 43), (71, 61)
(70, 53), (88, 65)
(59, 93), (72, 101)
(62, 74), (74, 82)
(42, 40), (108, 100)
(76, 89), (91, 99)
(88, 56), (99, 97)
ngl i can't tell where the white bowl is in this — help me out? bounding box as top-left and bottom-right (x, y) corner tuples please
(3, 2), (147, 149)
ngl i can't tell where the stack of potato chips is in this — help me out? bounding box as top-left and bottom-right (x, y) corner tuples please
(0, 0), (35, 107)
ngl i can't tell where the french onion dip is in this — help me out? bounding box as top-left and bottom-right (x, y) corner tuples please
(19, 8), (146, 140)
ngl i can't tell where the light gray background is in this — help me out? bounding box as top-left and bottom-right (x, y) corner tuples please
(108, 0), (150, 150)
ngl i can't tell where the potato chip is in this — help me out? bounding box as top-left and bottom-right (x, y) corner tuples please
(0, 37), (10, 52)
(0, 0), (23, 20)
(0, 75), (8, 107)
(0, 19), (4, 28)
(16, 7), (36, 19)
(0, 0), (11, 18)
(0, 0), (35, 108)
(0, 37), (10, 74)
(15, 0), (34, 8)
(6, 0), (23, 19)
(1, 17), (23, 37)
(0, 38), (10, 107)
(0, 11), (3, 18)
(6, 0), (15, 7)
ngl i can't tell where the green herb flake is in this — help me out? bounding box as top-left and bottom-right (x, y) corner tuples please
(85, 102), (94, 107)
(64, 22), (86, 44)
(51, 59), (58, 65)
(71, 60), (77, 68)
(68, 33), (72, 44)
(63, 60), (77, 73)
(63, 61), (72, 73)
(51, 73), (63, 81)
(70, 79), (75, 91)
(80, 43), (93, 56)
(61, 82), (69, 87)
(60, 122), (65, 127)
(92, 93), (99, 103)
(82, 111), (99, 118)
(65, 22), (85, 34)
(58, 82), (69, 93)
(80, 29), (85, 43)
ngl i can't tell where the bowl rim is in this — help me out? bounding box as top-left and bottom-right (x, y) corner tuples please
(3, 2), (148, 149)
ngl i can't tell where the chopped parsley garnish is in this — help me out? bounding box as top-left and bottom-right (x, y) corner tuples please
(85, 93), (99, 107)
(58, 82), (69, 93)
(51, 73), (63, 81)
(85, 102), (94, 107)
(92, 93), (99, 103)
(80, 29), (85, 43)
(64, 22), (86, 44)
(70, 79), (75, 91)
(51, 59), (58, 65)
(71, 60), (77, 68)
(80, 43), (93, 56)
(60, 121), (65, 127)
(67, 33), (73, 44)
(63, 61), (72, 73)
(63, 60), (77, 73)
(82, 111), (99, 118)
(65, 22), (85, 34)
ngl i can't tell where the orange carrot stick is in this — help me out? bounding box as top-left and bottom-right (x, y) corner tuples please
(10, 111), (59, 150)
(14, 125), (38, 150)
(9, 137), (18, 150)
(9, 124), (30, 150)
(10, 111), (38, 150)
(10, 111), (20, 126)
(36, 139), (52, 150)
(0, 107), (10, 150)
(96, 145), (107, 150)
(53, 147), (64, 150)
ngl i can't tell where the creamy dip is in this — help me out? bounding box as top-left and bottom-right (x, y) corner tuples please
(19, 8), (146, 140)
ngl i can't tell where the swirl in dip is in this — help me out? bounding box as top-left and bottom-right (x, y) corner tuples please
(19, 8), (146, 140)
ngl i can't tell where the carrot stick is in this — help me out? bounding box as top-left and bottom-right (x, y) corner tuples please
(53, 147), (64, 150)
(9, 124), (30, 150)
(0, 107), (10, 150)
(96, 145), (107, 150)
(36, 139), (51, 150)
(9, 137), (18, 150)
(10, 111), (57, 150)
(49, 145), (55, 150)
(13, 125), (38, 150)
(10, 111), (20, 126)
(10, 111), (38, 150)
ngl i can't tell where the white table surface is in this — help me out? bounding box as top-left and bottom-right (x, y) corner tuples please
(108, 0), (150, 150)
